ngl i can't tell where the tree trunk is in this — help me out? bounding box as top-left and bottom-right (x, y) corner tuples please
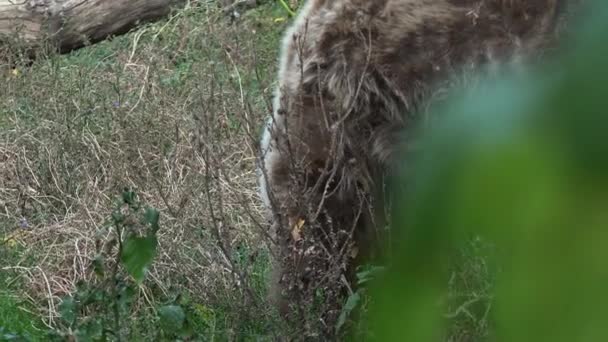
(0, 0), (184, 54)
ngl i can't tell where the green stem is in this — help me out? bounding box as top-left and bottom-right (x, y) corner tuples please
(112, 222), (124, 341)
(278, 0), (296, 17)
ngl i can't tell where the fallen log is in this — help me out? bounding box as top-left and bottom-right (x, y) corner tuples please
(0, 0), (184, 54)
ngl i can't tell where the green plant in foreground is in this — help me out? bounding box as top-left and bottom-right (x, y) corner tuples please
(49, 190), (191, 341)
(336, 265), (385, 338)
(371, 3), (608, 341)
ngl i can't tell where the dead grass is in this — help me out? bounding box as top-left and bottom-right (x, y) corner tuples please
(0, 1), (287, 337)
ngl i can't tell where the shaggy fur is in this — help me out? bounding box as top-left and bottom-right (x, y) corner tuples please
(259, 0), (578, 331)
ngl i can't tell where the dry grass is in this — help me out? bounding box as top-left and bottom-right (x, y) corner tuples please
(1, 1), (287, 337)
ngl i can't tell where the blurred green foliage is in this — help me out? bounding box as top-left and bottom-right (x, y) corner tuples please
(372, 2), (608, 341)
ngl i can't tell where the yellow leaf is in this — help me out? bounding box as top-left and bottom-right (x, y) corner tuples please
(291, 218), (305, 241)
(2, 235), (19, 248)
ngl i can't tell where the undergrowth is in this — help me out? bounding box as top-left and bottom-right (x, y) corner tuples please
(0, 0), (493, 340)
(1, 1), (288, 339)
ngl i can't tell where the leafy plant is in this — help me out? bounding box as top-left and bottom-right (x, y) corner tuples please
(371, 3), (608, 341)
(50, 190), (171, 341)
(336, 265), (385, 337)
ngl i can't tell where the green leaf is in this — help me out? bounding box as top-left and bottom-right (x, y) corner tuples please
(58, 296), (77, 326)
(75, 318), (103, 341)
(111, 211), (124, 225)
(92, 255), (105, 278)
(356, 265), (385, 286)
(336, 292), (361, 334)
(372, 5), (608, 341)
(143, 207), (160, 233)
(158, 305), (186, 332)
(121, 189), (136, 206)
(120, 235), (158, 284)
(118, 285), (136, 311)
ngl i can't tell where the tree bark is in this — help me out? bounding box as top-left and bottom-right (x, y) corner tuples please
(0, 0), (184, 54)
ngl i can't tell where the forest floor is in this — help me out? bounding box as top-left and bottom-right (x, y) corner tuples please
(0, 1), (491, 340)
